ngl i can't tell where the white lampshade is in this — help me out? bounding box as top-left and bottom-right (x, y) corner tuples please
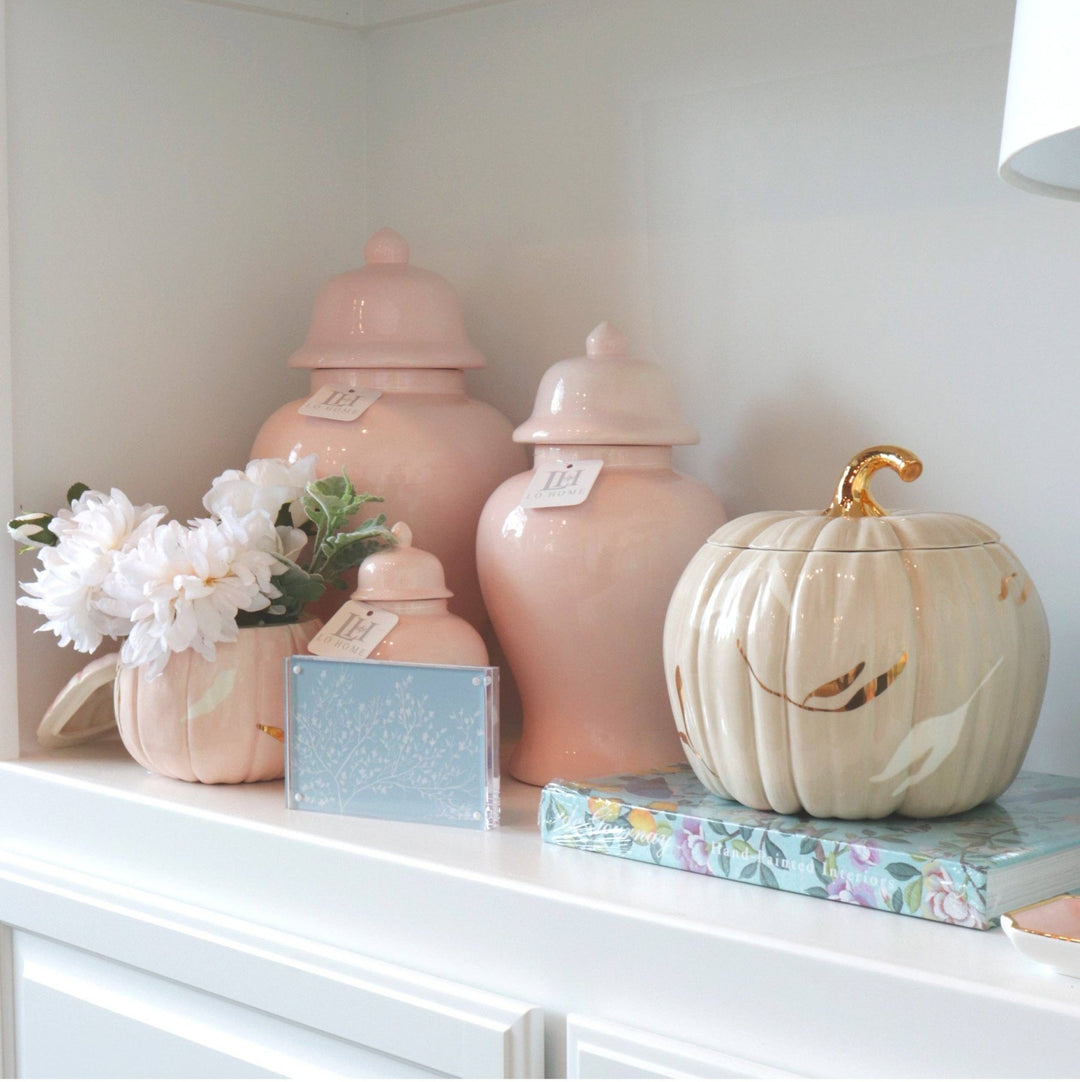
(1000, 0), (1080, 199)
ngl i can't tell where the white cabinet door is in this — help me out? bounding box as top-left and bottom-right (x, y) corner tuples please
(0, 849), (542, 1079)
(13, 931), (445, 1079)
(566, 1015), (799, 1079)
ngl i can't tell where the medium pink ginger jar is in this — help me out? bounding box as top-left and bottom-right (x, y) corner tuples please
(251, 228), (527, 639)
(351, 522), (488, 666)
(477, 323), (726, 786)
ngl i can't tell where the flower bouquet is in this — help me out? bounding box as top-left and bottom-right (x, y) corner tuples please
(10, 456), (395, 782)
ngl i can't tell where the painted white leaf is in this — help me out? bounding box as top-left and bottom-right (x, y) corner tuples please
(870, 657), (1004, 796)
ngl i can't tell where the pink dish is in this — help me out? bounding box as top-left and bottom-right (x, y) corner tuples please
(1002, 895), (1080, 977)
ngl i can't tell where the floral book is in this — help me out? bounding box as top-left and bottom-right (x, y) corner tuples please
(539, 766), (1080, 929)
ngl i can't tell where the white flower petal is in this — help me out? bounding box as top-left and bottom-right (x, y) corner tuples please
(202, 456), (318, 527)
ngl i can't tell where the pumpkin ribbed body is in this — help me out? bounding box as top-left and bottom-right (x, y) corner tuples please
(664, 473), (1051, 820)
(114, 619), (320, 783)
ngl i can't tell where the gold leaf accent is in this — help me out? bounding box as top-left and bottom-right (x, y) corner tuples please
(674, 665), (696, 751)
(673, 665), (708, 764)
(1000, 572), (1032, 605)
(841, 653), (908, 711)
(736, 639), (907, 714)
(801, 661), (867, 705)
(257, 723), (285, 743)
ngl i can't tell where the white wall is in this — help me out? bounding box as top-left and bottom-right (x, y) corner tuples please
(0, 2), (17, 761)
(8, 0), (1080, 778)
(364, 0), (1080, 778)
(6, 0), (367, 745)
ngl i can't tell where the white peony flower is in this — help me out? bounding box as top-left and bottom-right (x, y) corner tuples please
(109, 517), (284, 680)
(12, 456), (396, 677)
(202, 454), (318, 528)
(17, 489), (166, 653)
(51, 487), (166, 548)
(211, 505), (307, 565)
(274, 524), (308, 563)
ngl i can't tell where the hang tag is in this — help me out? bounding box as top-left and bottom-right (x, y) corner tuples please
(308, 601), (399, 659)
(298, 385), (382, 422)
(520, 459), (604, 509)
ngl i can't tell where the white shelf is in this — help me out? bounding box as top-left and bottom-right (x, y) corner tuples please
(2, 743), (1080, 1076)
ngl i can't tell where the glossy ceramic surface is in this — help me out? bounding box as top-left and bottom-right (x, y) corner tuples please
(479, 323), (724, 786)
(1003, 895), (1080, 977)
(289, 227), (485, 370)
(354, 522), (452, 601)
(352, 522), (488, 666)
(36, 652), (120, 749)
(479, 443), (724, 786)
(664, 449), (1050, 819)
(252, 230), (527, 633)
(514, 322), (698, 446)
(113, 618), (321, 783)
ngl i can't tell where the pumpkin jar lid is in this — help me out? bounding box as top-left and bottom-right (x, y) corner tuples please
(708, 446), (1001, 553)
(35, 652), (119, 749)
(352, 522), (453, 601)
(513, 322), (699, 446)
(288, 227), (486, 371)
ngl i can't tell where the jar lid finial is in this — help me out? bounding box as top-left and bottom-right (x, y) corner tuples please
(364, 227), (410, 265)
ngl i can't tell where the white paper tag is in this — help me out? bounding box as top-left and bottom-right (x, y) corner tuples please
(519, 459), (604, 508)
(307, 601), (399, 659)
(298, 385), (382, 422)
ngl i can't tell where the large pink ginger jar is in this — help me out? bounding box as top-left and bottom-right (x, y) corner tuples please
(477, 323), (726, 786)
(114, 619), (320, 783)
(251, 228), (527, 641)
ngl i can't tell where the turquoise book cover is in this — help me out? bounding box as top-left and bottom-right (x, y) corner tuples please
(539, 767), (1080, 929)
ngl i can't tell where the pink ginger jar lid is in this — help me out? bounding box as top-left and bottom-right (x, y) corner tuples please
(352, 522), (453, 601)
(513, 322), (699, 446)
(289, 227), (486, 371)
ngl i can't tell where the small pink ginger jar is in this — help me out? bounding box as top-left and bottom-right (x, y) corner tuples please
(477, 323), (726, 786)
(350, 522), (489, 666)
(251, 228), (527, 639)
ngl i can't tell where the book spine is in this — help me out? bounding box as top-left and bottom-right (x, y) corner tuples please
(539, 784), (993, 929)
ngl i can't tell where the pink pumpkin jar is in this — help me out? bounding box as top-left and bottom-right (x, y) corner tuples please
(114, 618), (321, 783)
(252, 228), (527, 640)
(477, 323), (726, 786)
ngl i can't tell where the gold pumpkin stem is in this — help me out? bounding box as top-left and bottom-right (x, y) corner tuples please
(825, 445), (922, 519)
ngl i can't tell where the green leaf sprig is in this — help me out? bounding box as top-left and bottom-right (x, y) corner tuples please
(242, 471), (396, 626)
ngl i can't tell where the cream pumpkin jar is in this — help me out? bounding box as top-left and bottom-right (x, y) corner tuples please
(663, 446), (1050, 820)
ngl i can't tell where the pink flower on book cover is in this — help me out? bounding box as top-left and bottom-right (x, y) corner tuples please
(674, 818), (710, 872)
(848, 841), (882, 869)
(826, 877), (879, 908)
(923, 864), (981, 928)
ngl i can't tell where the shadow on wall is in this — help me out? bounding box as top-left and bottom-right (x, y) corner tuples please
(718, 368), (891, 517)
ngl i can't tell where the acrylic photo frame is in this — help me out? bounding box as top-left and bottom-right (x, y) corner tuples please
(285, 656), (500, 830)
